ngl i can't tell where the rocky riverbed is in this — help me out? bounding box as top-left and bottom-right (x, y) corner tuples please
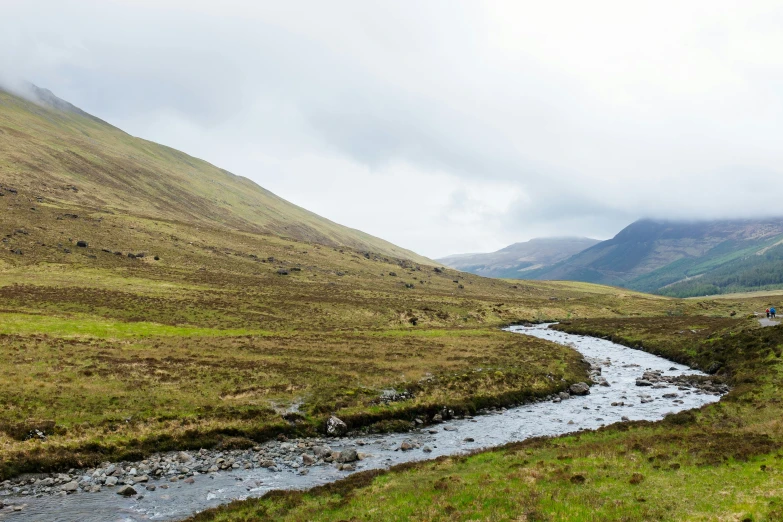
(0, 324), (727, 521)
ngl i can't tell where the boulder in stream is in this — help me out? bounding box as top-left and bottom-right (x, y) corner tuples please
(569, 382), (590, 395)
(116, 485), (137, 496)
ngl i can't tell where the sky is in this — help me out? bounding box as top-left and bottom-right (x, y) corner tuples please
(3, 1), (783, 258)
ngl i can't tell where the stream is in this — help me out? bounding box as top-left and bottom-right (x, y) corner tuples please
(0, 324), (724, 521)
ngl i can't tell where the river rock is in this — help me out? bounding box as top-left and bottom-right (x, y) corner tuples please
(569, 382), (590, 395)
(326, 416), (348, 436)
(116, 485), (137, 496)
(399, 441), (414, 451)
(176, 451), (192, 463)
(312, 445), (331, 458)
(336, 449), (358, 463)
(302, 454), (315, 465)
(105, 476), (118, 487)
(61, 481), (79, 492)
(636, 379), (653, 386)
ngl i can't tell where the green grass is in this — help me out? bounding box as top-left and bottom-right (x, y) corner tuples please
(189, 317), (783, 521)
(6, 82), (783, 519)
(0, 312), (267, 338)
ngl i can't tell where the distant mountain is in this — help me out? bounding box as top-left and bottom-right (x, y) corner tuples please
(526, 218), (783, 296)
(437, 237), (601, 278)
(0, 84), (431, 264)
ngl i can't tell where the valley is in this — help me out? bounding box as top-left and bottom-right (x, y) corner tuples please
(2, 85), (783, 521)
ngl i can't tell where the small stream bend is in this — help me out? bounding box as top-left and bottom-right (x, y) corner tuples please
(0, 324), (724, 521)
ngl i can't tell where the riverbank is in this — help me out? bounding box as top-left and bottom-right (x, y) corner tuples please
(0, 324), (725, 520)
(185, 316), (780, 522)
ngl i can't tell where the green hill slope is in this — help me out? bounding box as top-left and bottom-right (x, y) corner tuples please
(0, 84), (430, 264)
(526, 218), (783, 295)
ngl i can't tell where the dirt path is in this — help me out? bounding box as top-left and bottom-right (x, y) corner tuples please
(759, 318), (781, 327)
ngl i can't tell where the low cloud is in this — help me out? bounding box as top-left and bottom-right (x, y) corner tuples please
(3, 1), (783, 257)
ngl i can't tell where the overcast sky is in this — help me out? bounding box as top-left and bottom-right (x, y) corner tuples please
(3, 1), (783, 258)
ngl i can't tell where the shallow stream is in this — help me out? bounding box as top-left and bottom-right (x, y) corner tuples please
(0, 324), (723, 521)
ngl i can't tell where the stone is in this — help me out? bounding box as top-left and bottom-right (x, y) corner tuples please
(260, 460), (276, 468)
(302, 454), (316, 465)
(105, 476), (118, 487)
(184, 478), (195, 484)
(62, 481), (79, 492)
(422, 446), (433, 453)
(177, 451), (192, 463)
(117, 485), (137, 496)
(89, 485), (102, 493)
(432, 414), (443, 423)
(558, 392), (570, 400)
(569, 382), (590, 396)
(399, 441), (414, 451)
(463, 437), (475, 442)
(337, 449), (359, 463)
(326, 416), (348, 436)
(146, 485), (156, 491)
(76, 241), (88, 248)
(312, 445), (332, 458)
(635, 379), (653, 387)
(443, 426), (457, 432)
(132, 475), (149, 483)
(277, 269), (289, 275)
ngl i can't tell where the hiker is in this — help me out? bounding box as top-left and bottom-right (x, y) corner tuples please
(767, 308), (771, 318)
(773, 307), (777, 319)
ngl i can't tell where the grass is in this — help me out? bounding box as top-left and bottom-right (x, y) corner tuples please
(0, 188), (776, 481)
(3, 185), (741, 480)
(188, 317), (783, 521)
(6, 86), (783, 519)
(0, 311), (266, 338)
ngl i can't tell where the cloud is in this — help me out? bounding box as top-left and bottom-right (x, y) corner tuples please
(3, 1), (783, 257)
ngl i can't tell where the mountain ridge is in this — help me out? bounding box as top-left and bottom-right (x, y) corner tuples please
(437, 236), (600, 278)
(0, 84), (432, 264)
(525, 217), (783, 295)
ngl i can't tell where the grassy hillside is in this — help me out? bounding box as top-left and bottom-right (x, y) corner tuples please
(0, 85), (430, 264)
(192, 316), (783, 522)
(657, 243), (783, 297)
(526, 218), (783, 296)
(0, 153), (722, 479)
